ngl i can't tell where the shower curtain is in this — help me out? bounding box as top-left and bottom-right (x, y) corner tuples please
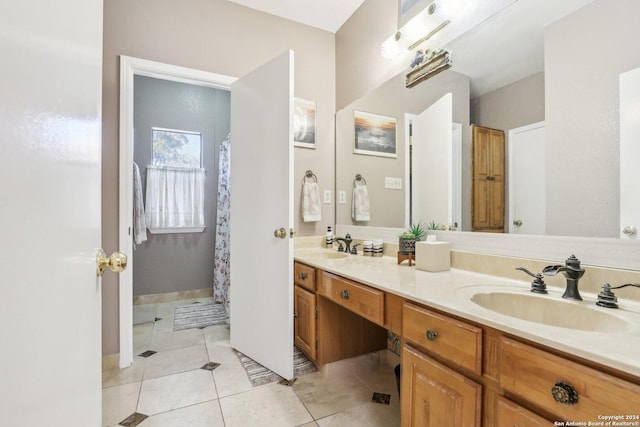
(213, 134), (231, 317)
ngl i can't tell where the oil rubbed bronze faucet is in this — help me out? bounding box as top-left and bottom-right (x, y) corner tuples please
(515, 267), (548, 294)
(597, 283), (640, 308)
(542, 255), (586, 301)
(334, 234), (353, 254)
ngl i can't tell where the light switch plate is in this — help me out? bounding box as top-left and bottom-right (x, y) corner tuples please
(385, 177), (402, 190)
(323, 190), (331, 204)
(339, 191), (346, 204)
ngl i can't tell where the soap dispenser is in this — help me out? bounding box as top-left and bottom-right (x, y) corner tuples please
(325, 226), (334, 248)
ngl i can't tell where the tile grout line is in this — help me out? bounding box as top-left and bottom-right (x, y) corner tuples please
(204, 333), (228, 427)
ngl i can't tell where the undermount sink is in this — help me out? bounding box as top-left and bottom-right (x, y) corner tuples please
(468, 290), (629, 333)
(312, 251), (349, 260)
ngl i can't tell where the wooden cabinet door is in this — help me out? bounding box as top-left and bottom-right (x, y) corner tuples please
(294, 285), (316, 361)
(496, 396), (553, 426)
(472, 124), (505, 232)
(401, 344), (482, 427)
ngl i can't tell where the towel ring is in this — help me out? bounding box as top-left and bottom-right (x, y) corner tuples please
(354, 174), (367, 186)
(303, 169), (318, 184)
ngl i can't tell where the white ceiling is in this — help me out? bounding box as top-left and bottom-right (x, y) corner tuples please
(225, 0), (366, 33)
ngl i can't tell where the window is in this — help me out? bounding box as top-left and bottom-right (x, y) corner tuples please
(151, 128), (202, 168)
(146, 128), (206, 234)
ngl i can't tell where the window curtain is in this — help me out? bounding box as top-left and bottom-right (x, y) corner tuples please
(213, 134), (231, 317)
(145, 166), (206, 231)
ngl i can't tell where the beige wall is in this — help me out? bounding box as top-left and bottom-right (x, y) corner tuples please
(102, 0), (335, 355)
(545, 0), (640, 238)
(336, 0), (406, 109)
(471, 72), (545, 132)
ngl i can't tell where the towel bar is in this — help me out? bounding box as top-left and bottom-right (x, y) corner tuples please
(354, 174), (367, 186)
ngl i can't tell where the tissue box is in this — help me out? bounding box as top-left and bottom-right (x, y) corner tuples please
(415, 241), (451, 272)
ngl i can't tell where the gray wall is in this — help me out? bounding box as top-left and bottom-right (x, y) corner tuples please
(133, 75), (229, 296)
(102, 0), (336, 355)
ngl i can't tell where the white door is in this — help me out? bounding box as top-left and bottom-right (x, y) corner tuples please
(411, 93), (453, 228)
(620, 68), (640, 239)
(0, 0), (104, 426)
(509, 122), (546, 235)
(230, 51), (295, 379)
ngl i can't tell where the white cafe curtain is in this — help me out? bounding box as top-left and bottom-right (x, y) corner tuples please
(145, 165), (206, 233)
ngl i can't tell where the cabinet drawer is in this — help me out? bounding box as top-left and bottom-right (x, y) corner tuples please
(496, 396), (552, 426)
(319, 272), (384, 325)
(500, 337), (640, 422)
(294, 262), (316, 291)
(403, 302), (482, 375)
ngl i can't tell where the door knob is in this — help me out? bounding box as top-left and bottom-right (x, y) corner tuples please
(274, 228), (287, 239)
(96, 249), (127, 276)
(513, 219), (523, 227)
(623, 226), (637, 236)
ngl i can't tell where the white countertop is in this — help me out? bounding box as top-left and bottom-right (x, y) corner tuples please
(294, 247), (640, 378)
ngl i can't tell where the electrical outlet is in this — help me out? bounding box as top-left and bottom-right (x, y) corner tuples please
(339, 191), (346, 204)
(323, 190), (331, 204)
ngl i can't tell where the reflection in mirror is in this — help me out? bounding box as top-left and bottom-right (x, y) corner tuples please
(335, 0), (640, 239)
(336, 69), (470, 229)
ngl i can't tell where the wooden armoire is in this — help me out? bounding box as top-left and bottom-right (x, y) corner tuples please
(472, 124), (505, 232)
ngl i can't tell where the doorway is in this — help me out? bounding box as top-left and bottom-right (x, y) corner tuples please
(119, 56), (236, 368)
(508, 122), (546, 235)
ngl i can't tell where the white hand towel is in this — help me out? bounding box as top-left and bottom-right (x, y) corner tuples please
(133, 162), (148, 246)
(352, 185), (371, 221)
(302, 182), (322, 222)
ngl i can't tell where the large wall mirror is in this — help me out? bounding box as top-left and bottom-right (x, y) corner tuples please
(336, 0), (640, 240)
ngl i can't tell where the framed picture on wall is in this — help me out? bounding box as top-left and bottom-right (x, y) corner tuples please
(398, 0), (433, 28)
(293, 98), (316, 148)
(353, 111), (397, 158)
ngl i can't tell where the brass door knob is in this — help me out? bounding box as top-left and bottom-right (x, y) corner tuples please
(97, 249), (127, 276)
(274, 227), (287, 239)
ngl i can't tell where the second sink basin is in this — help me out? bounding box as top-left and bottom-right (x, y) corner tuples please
(467, 290), (628, 333)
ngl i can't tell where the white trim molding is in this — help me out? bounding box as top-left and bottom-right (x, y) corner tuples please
(118, 55), (235, 368)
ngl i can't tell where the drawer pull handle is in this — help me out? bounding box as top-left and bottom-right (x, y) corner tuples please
(340, 289), (350, 300)
(551, 381), (578, 405)
(298, 272), (307, 280)
(426, 330), (438, 341)
(293, 312), (298, 318)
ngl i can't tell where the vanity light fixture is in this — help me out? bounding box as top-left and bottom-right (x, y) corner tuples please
(381, 1), (450, 59)
(381, 0), (519, 60)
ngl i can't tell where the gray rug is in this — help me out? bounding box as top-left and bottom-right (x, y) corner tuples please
(236, 346), (317, 386)
(173, 302), (228, 331)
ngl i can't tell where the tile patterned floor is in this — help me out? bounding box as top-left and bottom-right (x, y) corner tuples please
(103, 297), (401, 427)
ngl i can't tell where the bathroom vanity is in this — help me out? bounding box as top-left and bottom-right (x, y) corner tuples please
(294, 247), (640, 426)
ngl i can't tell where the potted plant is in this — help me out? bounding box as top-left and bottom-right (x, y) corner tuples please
(398, 222), (426, 254)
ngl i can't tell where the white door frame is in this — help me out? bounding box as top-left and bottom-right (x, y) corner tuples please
(118, 56), (236, 367)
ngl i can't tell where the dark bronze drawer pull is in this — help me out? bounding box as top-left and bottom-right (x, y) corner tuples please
(551, 381), (578, 405)
(298, 272), (307, 280)
(340, 289), (350, 300)
(426, 330), (438, 341)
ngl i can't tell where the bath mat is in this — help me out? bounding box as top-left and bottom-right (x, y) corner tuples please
(236, 346), (317, 386)
(173, 302), (228, 331)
